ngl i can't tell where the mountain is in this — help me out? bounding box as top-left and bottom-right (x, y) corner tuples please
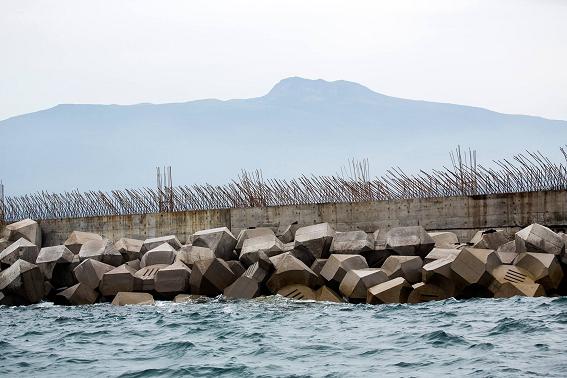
(1, 77), (566, 195)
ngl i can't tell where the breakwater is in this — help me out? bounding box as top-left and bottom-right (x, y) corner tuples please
(18, 190), (567, 247)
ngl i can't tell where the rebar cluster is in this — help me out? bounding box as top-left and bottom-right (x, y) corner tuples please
(2, 147), (567, 222)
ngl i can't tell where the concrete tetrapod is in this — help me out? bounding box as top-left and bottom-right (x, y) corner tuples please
(471, 229), (509, 250)
(176, 245), (215, 268)
(266, 254), (322, 293)
(192, 227), (237, 261)
(36, 245), (75, 287)
(114, 238), (144, 262)
(0, 238), (39, 268)
(294, 223), (335, 259)
(339, 268), (389, 302)
(235, 227), (275, 250)
(380, 255), (423, 284)
(329, 231), (373, 255)
(135, 264), (168, 292)
(111, 292), (155, 306)
(367, 277), (412, 304)
(100, 264), (142, 297)
(55, 283), (98, 305)
(385, 226), (435, 258)
(487, 264), (544, 297)
(320, 254), (368, 289)
(140, 243), (176, 268)
(64, 231), (103, 254)
(154, 261), (191, 296)
(0, 260), (44, 304)
(190, 258), (236, 296)
(4, 218), (42, 248)
(239, 235), (284, 267)
(450, 248), (501, 287)
(140, 235), (182, 254)
(513, 252), (564, 292)
(73, 259), (115, 290)
(79, 239), (123, 267)
(515, 223), (564, 256)
(428, 232), (459, 248)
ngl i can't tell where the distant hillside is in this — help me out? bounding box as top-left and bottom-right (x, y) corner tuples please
(1, 77), (566, 195)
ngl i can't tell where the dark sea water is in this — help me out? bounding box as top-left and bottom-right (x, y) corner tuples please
(1, 296), (567, 377)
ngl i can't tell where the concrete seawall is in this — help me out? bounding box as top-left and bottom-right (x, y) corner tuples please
(4, 190), (567, 246)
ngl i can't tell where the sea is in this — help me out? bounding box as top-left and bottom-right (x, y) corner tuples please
(1, 296), (567, 377)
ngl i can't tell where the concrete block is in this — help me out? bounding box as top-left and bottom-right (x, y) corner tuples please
(192, 227), (237, 260)
(239, 235), (284, 267)
(385, 226), (435, 257)
(114, 238), (143, 262)
(135, 264), (168, 292)
(320, 254), (368, 289)
(471, 229), (509, 250)
(154, 261), (191, 295)
(450, 247), (500, 286)
(0, 238), (39, 268)
(329, 231), (373, 255)
(173, 294), (205, 303)
(64, 231), (103, 254)
(224, 276), (261, 299)
(381, 255), (423, 284)
(367, 277), (412, 304)
(269, 250), (314, 268)
(407, 282), (449, 303)
(277, 284), (317, 301)
(242, 259), (273, 284)
(5, 218), (42, 248)
(424, 248), (461, 264)
(294, 223), (335, 259)
(111, 292), (154, 306)
(226, 260), (246, 277)
(100, 264), (142, 297)
(0, 260), (44, 304)
(73, 258), (115, 290)
(79, 239), (123, 267)
(55, 283), (98, 305)
(488, 265), (537, 294)
(140, 235), (182, 254)
(493, 282), (545, 298)
(266, 254), (322, 293)
(514, 252), (563, 291)
(428, 231), (459, 248)
(313, 286), (342, 302)
(236, 227), (275, 250)
(339, 268), (389, 302)
(310, 258), (327, 276)
(36, 245), (75, 286)
(176, 245), (214, 268)
(515, 223), (564, 256)
(277, 222), (301, 244)
(190, 258), (236, 296)
(140, 243), (176, 268)
(362, 248), (395, 268)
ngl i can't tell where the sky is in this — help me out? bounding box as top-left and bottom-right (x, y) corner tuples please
(0, 0), (566, 122)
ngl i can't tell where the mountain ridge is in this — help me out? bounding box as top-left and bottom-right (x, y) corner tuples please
(1, 77), (566, 195)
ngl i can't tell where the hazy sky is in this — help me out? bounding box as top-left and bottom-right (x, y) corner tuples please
(1, 0), (566, 122)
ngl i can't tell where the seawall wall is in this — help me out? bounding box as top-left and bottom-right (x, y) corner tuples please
(4, 190), (567, 246)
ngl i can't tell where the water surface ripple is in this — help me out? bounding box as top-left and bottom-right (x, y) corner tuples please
(2, 296), (567, 377)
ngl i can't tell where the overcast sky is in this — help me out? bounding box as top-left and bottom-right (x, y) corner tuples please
(1, 0), (566, 122)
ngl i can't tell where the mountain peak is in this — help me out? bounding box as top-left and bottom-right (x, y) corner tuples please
(264, 77), (381, 102)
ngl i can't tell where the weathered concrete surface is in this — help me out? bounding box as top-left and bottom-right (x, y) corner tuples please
(5, 190), (566, 247)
